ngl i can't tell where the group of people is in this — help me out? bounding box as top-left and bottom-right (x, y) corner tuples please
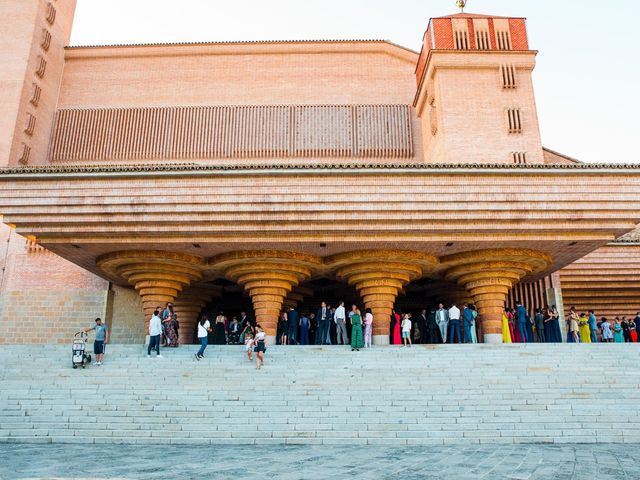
(146, 302), (180, 356)
(277, 302), (375, 350)
(502, 305), (640, 344)
(144, 301), (640, 357)
(565, 309), (640, 344)
(195, 315), (267, 369)
(273, 301), (479, 346)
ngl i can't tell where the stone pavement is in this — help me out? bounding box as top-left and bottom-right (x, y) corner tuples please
(1, 443), (639, 480)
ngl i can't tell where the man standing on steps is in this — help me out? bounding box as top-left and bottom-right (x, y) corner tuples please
(435, 303), (449, 344)
(287, 306), (299, 345)
(316, 302), (330, 345)
(427, 307), (440, 343)
(462, 303), (474, 343)
(334, 301), (349, 345)
(588, 310), (598, 343)
(85, 317), (108, 366)
(147, 308), (163, 358)
(515, 300), (528, 343)
(448, 303), (461, 344)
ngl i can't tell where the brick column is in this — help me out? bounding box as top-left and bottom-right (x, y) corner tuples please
(442, 249), (552, 343)
(283, 286), (313, 309)
(209, 251), (322, 344)
(173, 286), (222, 345)
(97, 251), (204, 333)
(327, 250), (438, 345)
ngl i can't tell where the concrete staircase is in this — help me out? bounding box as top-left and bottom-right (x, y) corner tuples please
(1, 343), (639, 445)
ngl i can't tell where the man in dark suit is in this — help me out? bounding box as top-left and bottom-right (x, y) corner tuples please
(417, 309), (428, 344)
(427, 308), (440, 343)
(316, 302), (330, 345)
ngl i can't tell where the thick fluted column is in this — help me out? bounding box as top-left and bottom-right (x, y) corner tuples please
(173, 286), (222, 345)
(327, 250), (438, 345)
(209, 251), (321, 343)
(442, 249), (552, 344)
(97, 251), (204, 332)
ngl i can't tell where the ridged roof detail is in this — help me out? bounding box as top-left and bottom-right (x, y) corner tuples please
(0, 162), (639, 176)
(66, 39), (417, 54)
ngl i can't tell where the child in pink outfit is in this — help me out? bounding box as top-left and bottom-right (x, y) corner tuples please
(364, 308), (373, 348)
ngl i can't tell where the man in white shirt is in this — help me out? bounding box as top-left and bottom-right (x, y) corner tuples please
(435, 303), (449, 344)
(334, 301), (349, 345)
(448, 303), (461, 344)
(147, 308), (163, 358)
(196, 316), (212, 360)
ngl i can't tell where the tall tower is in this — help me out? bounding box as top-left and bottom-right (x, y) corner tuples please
(414, 10), (543, 164)
(0, 0), (77, 166)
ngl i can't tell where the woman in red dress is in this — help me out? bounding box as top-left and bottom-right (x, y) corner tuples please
(507, 308), (518, 343)
(630, 319), (638, 342)
(392, 309), (402, 345)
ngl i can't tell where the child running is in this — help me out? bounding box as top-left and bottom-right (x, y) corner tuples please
(245, 331), (254, 362)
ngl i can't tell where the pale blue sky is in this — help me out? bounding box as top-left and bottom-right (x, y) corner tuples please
(70, 0), (639, 164)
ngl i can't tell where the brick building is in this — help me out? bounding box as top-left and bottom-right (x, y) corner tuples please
(0, 0), (638, 345)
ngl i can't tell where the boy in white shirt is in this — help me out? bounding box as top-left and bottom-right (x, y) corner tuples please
(401, 313), (412, 347)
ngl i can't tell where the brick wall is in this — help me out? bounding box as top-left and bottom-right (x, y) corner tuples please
(109, 284), (145, 344)
(0, 224), (114, 344)
(0, 289), (108, 344)
(509, 19), (529, 50)
(59, 43), (418, 109)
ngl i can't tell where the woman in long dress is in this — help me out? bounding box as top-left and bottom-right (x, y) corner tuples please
(578, 313), (591, 343)
(502, 309), (512, 343)
(567, 308), (580, 343)
(543, 307), (554, 343)
(507, 309), (517, 343)
(350, 306), (364, 351)
(280, 311), (289, 346)
(214, 311), (227, 345)
(630, 320), (638, 342)
(613, 318), (624, 343)
(469, 305), (478, 343)
(551, 306), (562, 343)
(392, 309), (401, 345)
(363, 308), (373, 348)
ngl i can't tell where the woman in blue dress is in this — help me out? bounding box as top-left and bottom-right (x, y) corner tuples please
(613, 318), (624, 343)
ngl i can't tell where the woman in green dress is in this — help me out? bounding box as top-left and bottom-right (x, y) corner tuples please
(350, 305), (364, 351)
(613, 318), (624, 343)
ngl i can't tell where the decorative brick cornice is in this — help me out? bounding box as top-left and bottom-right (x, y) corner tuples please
(66, 39), (419, 56)
(0, 162), (639, 177)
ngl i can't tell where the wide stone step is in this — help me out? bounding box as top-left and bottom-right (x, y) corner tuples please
(1, 344), (639, 445)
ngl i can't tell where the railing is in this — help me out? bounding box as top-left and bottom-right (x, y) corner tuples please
(49, 104), (414, 161)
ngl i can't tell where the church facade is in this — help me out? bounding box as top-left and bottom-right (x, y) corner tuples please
(0, 0), (638, 344)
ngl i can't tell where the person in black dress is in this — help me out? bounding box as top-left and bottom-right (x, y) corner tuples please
(214, 311), (227, 345)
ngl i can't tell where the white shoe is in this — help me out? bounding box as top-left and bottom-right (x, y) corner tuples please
(157, 354), (163, 358)
(147, 355), (151, 358)
(96, 361), (102, 365)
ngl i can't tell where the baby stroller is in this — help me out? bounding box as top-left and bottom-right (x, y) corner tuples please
(72, 331), (91, 369)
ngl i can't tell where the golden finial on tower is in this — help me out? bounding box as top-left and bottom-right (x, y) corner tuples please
(456, 0), (467, 12)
